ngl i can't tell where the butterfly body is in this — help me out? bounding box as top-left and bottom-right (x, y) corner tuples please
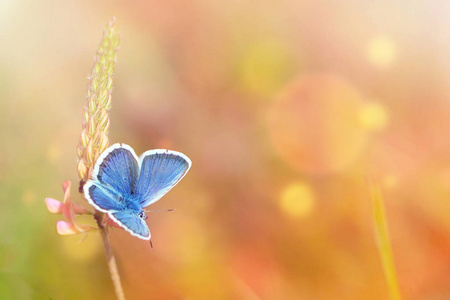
(83, 143), (191, 240)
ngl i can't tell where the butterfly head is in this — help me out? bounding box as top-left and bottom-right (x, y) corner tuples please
(138, 211), (148, 220)
(125, 201), (148, 220)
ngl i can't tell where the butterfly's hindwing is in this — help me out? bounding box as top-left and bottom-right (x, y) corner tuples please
(85, 183), (124, 212)
(110, 211), (150, 240)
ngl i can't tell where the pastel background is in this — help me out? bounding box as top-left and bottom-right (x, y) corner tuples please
(1, 1), (449, 299)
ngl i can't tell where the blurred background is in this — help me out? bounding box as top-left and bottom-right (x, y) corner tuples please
(1, 0), (450, 299)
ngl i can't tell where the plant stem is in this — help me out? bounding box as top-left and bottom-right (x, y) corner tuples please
(95, 212), (126, 300)
(370, 185), (402, 300)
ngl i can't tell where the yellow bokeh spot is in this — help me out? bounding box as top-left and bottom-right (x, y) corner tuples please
(358, 102), (389, 131)
(60, 234), (101, 261)
(22, 190), (35, 205)
(22, 190), (36, 204)
(46, 143), (61, 165)
(280, 183), (315, 218)
(238, 39), (293, 96)
(176, 219), (207, 264)
(439, 169), (450, 191)
(367, 36), (397, 68)
(383, 175), (398, 189)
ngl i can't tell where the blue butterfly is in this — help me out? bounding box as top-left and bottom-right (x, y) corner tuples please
(83, 143), (191, 240)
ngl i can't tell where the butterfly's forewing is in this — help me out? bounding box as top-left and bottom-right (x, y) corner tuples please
(92, 144), (139, 198)
(110, 211), (151, 240)
(136, 150), (191, 208)
(84, 144), (139, 212)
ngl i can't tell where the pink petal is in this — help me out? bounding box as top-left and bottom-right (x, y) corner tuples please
(51, 180), (95, 235)
(56, 220), (94, 235)
(73, 221), (94, 233)
(72, 203), (91, 215)
(45, 198), (64, 214)
(61, 181), (74, 221)
(62, 180), (71, 193)
(56, 220), (79, 235)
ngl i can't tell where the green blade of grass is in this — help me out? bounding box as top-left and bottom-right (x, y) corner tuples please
(370, 184), (402, 300)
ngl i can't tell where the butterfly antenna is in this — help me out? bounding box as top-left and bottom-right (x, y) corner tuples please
(145, 208), (176, 213)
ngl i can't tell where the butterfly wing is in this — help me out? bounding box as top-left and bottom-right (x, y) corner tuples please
(84, 145), (191, 240)
(84, 143), (139, 212)
(136, 150), (191, 208)
(83, 183), (124, 212)
(110, 211), (151, 240)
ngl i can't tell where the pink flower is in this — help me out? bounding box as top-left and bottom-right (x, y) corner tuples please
(45, 181), (94, 235)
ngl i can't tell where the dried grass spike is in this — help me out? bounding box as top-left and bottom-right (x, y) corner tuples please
(77, 18), (120, 181)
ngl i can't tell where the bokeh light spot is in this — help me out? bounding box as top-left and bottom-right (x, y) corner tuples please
(268, 74), (369, 175)
(22, 190), (35, 205)
(173, 217), (208, 264)
(358, 102), (389, 131)
(238, 39), (293, 97)
(367, 36), (397, 68)
(46, 143), (61, 165)
(382, 175), (398, 189)
(280, 182), (315, 218)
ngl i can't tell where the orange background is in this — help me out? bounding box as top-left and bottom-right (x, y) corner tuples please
(1, 1), (450, 299)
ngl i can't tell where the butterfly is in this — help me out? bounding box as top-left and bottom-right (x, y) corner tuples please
(83, 143), (191, 240)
